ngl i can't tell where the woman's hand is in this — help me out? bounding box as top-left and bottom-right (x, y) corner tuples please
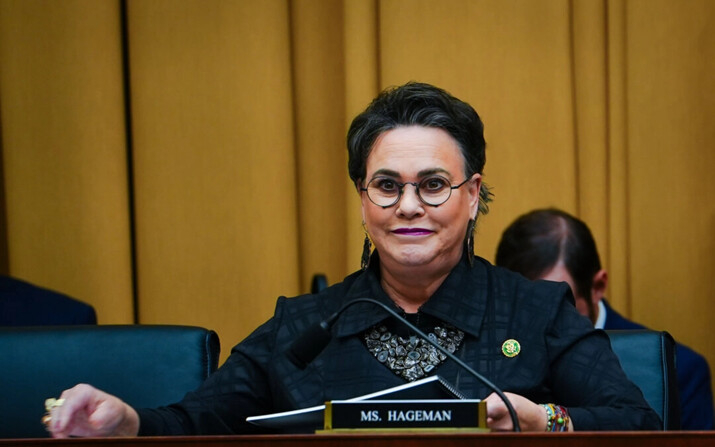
(47, 384), (139, 438)
(484, 392), (573, 432)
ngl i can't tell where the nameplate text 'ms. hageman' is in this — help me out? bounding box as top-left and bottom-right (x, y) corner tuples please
(323, 399), (487, 432)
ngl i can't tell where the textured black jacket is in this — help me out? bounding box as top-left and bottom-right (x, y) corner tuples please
(138, 255), (660, 434)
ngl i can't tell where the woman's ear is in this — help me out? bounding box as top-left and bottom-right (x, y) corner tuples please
(468, 174), (482, 217)
(358, 180), (368, 223)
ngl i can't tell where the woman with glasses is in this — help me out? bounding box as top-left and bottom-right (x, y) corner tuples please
(47, 82), (659, 437)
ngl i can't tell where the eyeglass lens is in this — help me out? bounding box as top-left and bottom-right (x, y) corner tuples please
(366, 175), (454, 207)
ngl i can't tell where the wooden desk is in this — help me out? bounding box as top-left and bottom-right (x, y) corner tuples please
(2, 432), (714, 447)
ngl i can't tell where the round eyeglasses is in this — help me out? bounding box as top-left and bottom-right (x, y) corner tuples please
(360, 175), (471, 208)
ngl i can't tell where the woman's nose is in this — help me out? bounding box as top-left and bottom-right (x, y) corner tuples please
(396, 184), (424, 216)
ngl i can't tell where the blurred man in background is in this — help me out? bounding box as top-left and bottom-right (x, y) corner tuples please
(495, 208), (714, 430)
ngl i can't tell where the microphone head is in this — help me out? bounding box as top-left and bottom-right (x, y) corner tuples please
(285, 321), (333, 369)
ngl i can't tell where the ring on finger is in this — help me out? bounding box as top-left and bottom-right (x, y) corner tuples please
(45, 398), (66, 411)
(42, 398), (66, 429)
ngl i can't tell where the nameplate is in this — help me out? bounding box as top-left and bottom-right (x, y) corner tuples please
(323, 399), (486, 430)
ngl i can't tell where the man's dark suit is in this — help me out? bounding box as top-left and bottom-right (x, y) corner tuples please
(603, 299), (714, 430)
(0, 275), (96, 326)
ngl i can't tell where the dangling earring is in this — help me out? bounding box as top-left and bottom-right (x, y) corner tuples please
(465, 218), (476, 267)
(361, 223), (372, 271)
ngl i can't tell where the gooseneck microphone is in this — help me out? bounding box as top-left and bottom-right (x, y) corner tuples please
(285, 297), (521, 432)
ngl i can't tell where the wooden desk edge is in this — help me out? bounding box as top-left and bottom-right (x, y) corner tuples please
(3, 431), (713, 447)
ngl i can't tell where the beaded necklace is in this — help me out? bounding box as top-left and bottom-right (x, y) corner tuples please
(364, 321), (465, 381)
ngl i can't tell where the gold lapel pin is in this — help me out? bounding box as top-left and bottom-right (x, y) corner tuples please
(502, 339), (521, 358)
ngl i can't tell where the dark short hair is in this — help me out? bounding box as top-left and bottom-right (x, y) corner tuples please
(495, 208), (601, 298)
(347, 81), (492, 215)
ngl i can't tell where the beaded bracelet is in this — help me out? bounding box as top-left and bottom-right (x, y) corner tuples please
(541, 403), (570, 432)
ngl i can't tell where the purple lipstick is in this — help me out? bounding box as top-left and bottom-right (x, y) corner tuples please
(393, 228), (433, 236)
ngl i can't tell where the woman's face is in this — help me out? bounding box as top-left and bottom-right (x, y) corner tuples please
(361, 125), (481, 274)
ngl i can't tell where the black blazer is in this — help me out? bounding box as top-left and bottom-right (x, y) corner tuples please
(138, 255), (659, 434)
